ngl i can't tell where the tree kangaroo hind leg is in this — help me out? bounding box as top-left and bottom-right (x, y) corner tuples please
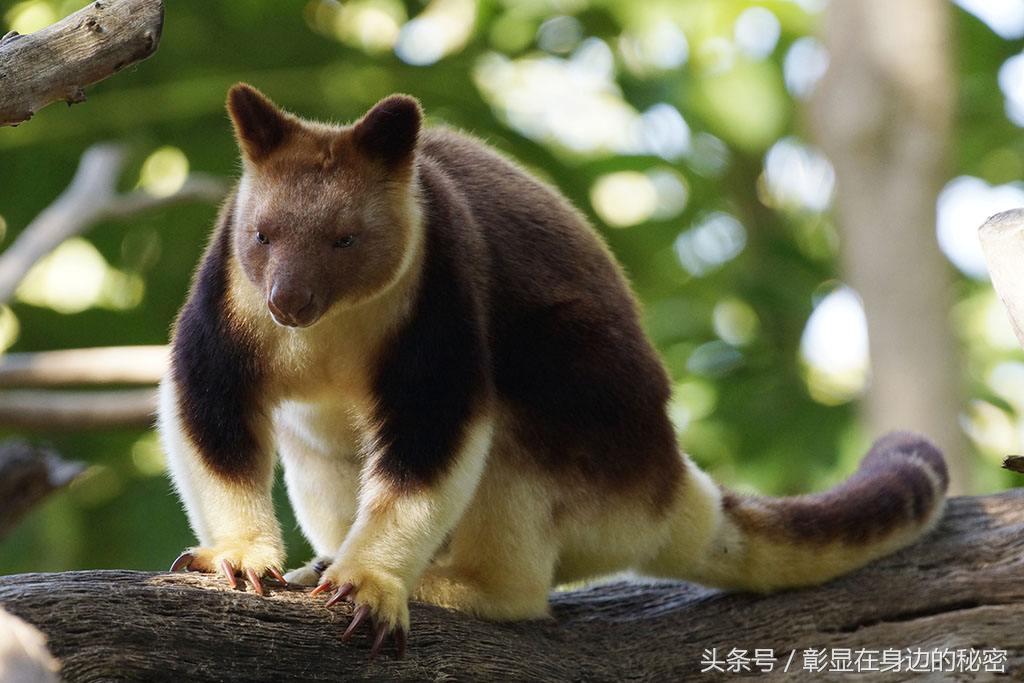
(413, 450), (557, 621)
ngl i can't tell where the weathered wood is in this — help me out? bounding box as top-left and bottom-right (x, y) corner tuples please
(0, 0), (164, 126)
(0, 441), (83, 538)
(1, 491), (1022, 681)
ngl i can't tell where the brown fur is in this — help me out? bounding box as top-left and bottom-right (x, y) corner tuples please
(722, 432), (948, 545)
(229, 90), (421, 328)
(415, 128), (684, 510)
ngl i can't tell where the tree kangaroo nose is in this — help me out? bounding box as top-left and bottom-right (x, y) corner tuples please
(268, 283), (313, 327)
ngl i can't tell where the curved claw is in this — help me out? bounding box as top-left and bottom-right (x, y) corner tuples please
(245, 567), (264, 596)
(268, 567), (288, 586)
(325, 582), (354, 608)
(169, 552), (193, 573)
(342, 604), (371, 641)
(369, 622), (389, 660)
(310, 581), (333, 597)
(220, 559), (238, 590)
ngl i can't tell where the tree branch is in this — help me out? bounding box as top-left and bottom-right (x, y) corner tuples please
(0, 346), (166, 429)
(0, 491), (1022, 680)
(103, 175), (228, 219)
(0, 0), (164, 126)
(1004, 456), (1024, 474)
(0, 388), (157, 430)
(0, 346), (168, 387)
(0, 441), (83, 539)
(0, 144), (228, 306)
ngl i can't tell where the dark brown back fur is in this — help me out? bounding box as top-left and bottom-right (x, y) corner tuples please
(418, 129), (683, 509)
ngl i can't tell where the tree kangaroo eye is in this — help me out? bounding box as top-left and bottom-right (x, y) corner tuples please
(256, 231), (270, 245)
(334, 235), (356, 249)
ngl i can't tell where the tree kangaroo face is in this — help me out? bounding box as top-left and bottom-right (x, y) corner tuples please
(227, 84), (422, 328)
(233, 170), (412, 328)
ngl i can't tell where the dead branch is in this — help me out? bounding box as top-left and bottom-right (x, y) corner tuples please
(0, 388), (156, 430)
(0, 491), (1022, 681)
(0, 346), (168, 387)
(0, 441), (83, 538)
(0, 144), (123, 302)
(0, 0), (164, 126)
(0, 144), (228, 305)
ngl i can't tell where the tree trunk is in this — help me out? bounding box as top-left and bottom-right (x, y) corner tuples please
(1, 491), (1021, 681)
(810, 0), (966, 492)
(0, 442), (83, 539)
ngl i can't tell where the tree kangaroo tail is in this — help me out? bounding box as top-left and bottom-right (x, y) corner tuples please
(649, 432), (949, 592)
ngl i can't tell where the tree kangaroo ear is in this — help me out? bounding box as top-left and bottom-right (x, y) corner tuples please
(352, 95), (422, 167)
(226, 83), (296, 162)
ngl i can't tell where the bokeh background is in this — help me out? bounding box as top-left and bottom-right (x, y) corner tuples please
(1, 0), (1023, 574)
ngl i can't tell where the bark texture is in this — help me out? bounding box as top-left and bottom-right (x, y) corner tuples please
(810, 0), (966, 492)
(1, 491), (1022, 681)
(0, 0), (164, 126)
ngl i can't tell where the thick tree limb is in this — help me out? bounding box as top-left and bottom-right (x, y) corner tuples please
(0, 345), (168, 387)
(0, 0), (164, 126)
(0, 441), (83, 539)
(0, 388), (157, 430)
(0, 491), (1022, 680)
(0, 144), (227, 305)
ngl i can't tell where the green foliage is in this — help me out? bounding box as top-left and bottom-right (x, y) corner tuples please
(0, 0), (1018, 574)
